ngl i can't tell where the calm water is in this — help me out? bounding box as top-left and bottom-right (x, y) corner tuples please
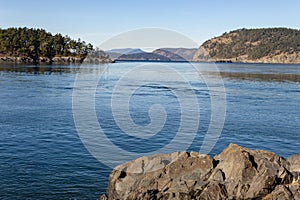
(0, 62), (299, 199)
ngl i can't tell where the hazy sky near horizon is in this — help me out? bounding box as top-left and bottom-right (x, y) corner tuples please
(0, 0), (299, 50)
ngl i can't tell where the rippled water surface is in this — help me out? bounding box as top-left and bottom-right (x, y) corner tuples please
(0, 62), (299, 199)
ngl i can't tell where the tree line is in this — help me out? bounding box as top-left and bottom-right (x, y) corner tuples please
(0, 27), (93, 62)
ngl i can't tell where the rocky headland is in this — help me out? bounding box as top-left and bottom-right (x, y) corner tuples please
(192, 28), (300, 64)
(101, 144), (300, 200)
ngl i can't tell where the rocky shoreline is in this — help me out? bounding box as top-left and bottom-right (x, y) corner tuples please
(2, 55), (300, 65)
(101, 144), (300, 200)
(0, 56), (112, 65)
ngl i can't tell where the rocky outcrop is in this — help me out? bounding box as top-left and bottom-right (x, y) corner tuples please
(101, 144), (300, 200)
(83, 49), (113, 64)
(0, 56), (35, 64)
(0, 55), (112, 65)
(51, 56), (84, 64)
(0, 55), (85, 64)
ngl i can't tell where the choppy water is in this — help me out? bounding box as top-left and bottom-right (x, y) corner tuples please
(0, 62), (299, 199)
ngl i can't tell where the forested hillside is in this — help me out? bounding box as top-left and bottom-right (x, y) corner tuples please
(193, 28), (300, 63)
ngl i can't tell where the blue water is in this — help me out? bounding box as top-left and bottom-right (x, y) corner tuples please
(0, 62), (299, 199)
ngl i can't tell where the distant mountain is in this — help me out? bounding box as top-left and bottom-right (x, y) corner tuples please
(153, 48), (197, 61)
(115, 52), (171, 61)
(110, 48), (197, 62)
(192, 28), (300, 64)
(106, 48), (145, 54)
(106, 48), (145, 60)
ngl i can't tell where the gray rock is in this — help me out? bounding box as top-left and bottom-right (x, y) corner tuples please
(288, 154), (300, 173)
(288, 154), (300, 185)
(262, 183), (300, 200)
(262, 185), (294, 200)
(214, 143), (292, 199)
(103, 143), (299, 200)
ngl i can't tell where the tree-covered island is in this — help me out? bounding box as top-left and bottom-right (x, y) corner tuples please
(0, 27), (111, 64)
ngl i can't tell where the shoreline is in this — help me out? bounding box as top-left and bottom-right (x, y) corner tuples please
(114, 59), (300, 65)
(0, 55), (112, 65)
(1, 56), (300, 65)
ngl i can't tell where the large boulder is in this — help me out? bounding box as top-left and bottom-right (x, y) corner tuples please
(106, 152), (216, 199)
(214, 143), (292, 199)
(103, 144), (299, 200)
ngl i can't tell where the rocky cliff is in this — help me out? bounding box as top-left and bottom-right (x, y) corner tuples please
(192, 28), (300, 64)
(101, 144), (300, 200)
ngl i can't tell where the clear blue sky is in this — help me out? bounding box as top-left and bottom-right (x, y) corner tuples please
(1, 0), (299, 48)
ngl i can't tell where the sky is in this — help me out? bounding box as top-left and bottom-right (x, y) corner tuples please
(0, 0), (299, 50)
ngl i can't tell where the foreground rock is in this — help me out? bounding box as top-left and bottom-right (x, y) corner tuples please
(101, 144), (300, 200)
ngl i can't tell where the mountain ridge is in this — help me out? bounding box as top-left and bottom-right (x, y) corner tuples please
(108, 48), (197, 62)
(153, 48), (197, 61)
